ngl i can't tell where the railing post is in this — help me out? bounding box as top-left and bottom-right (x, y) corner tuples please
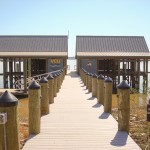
(0, 91), (20, 150)
(104, 77), (113, 113)
(87, 73), (90, 90)
(83, 70), (86, 86)
(39, 77), (49, 115)
(88, 73), (93, 92)
(117, 80), (130, 133)
(92, 74), (97, 97)
(47, 74), (54, 104)
(28, 81), (41, 134)
(97, 74), (105, 104)
(53, 74), (58, 97)
(56, 72), (60, 93)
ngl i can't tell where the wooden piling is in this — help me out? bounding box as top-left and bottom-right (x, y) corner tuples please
(53, 74), (58, 97)
(39, 77), (49, 115)
(88, 73), (92, 92)
(0, 91), (19, 150)
(47, 74), (54, 104)
(97, 74), (105, 104)
(92, 74), (97, 97)
(104, 77), (113, 113)
(28, 81), (41, 134)
(117, 80), (130, 133)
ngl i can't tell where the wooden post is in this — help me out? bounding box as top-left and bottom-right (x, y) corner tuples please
(47, 74), (54, 104)
(87, 73), (90, 90)
(23, 59), (27, 93)
(97, 74), (105, 104)
(3, 58), (7, 88)
(92, 74), (97, 97)
(28, 58), (31, 78)
(88, 73), (92, 92)
(28, 81), (41, 134)
(56, 72), (60, 93)
(117, 80), (130, 133)
(104, 77), (113, 113)
(39, 77), (49, 115)
(53, 74), (58, 97)
(0, 91), (19, 150)
(9, 59), (13, 88)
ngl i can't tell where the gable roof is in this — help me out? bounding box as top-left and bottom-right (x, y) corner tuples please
(76, 36), (150, 58)
(0, 35), (68, 58)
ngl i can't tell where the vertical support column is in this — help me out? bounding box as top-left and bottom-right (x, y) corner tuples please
(53, 74), (58, 97)
(97, 74), (105, 104)
(77, 58), (81, 75)
(137, 60), (140, 91)
(23, 59), (27, 93)
(0, 91), (20, 150)
(63, 58), (67, 75)
(28, 81), (41, 134)
(28, 58), (31, 78)
(92, 74), (97, 97)
(104, 77), (113, 113)
(118, 60), (120, 84)
(47, 74), (54, 104)
(146, 59), (148, 88)
(117, 80), (130, 133)
(3, 58), (7, 88)
(9, 59), (13, 88)
(39, 77), (49, 115)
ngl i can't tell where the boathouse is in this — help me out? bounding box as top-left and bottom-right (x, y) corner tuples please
(0, 35), (68, 90)
(76, 36), (150, 93)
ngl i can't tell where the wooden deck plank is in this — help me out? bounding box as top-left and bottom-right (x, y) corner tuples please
(23, 71), (141, 150)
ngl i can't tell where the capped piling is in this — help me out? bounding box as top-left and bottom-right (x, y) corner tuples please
(104, 77), (113, 113)
(97, 74), (105, 104)
(0, 91), (20, 150)
(39, 77), (49, 115)
(28, 81), (41, 134)
(92, 74), (97, 97)
(117, 80), (130, 133)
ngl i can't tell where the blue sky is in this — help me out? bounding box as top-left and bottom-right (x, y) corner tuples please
(0, 0), (150, 56)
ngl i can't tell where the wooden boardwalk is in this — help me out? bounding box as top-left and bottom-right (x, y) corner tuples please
(23, 71), (141, 150)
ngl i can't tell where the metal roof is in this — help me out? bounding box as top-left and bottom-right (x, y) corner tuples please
(77, 52), (150, 59)
(76, 36), (149, 57)
(0, 35), (68, 57)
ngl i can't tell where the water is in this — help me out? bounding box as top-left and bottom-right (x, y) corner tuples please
(0, 59), (150, 91)
(67, 59), (77, 71)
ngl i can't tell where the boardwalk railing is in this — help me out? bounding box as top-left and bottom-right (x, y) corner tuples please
(80, 68), (132, 134)
(0, 69), (66, 150)
(14, 69), (63, 91)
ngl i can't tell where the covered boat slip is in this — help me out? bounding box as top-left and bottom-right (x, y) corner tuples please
(0, 36), (68, 91)
(76, 36), (150, 93)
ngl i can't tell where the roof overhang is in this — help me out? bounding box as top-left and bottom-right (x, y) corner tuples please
(76, 52), (150, 59)
(0, 52), (68, 58)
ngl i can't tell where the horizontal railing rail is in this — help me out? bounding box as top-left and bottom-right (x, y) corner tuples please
(14, 69), (63, 91)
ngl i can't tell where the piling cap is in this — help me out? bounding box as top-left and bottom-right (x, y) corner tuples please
(105, 77), (113, 82)
(53, 73), (58, 78)
(90, 73), (93, 76)
(0, 90), (18, 107)
(47, 74), (53, 80)
(97, 74), (105, 80)
(87, 72), (91, 76)
(117, 80), (130, 89)
(39, 77), (48, 83)
(85, 72), (88, 75)
(29, 80), (40, 89)
(92, 74), (97, 78)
